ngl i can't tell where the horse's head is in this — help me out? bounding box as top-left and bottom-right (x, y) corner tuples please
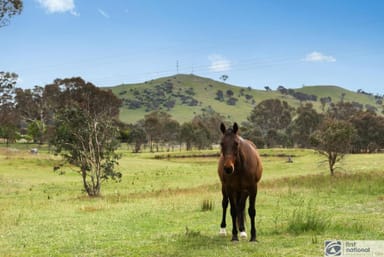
(220, 122), (241, 175)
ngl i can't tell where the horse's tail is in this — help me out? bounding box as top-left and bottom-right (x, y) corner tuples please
(236, 209), (246, 228)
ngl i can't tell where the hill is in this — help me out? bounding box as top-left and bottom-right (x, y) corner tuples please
(106, 74), (383, 124)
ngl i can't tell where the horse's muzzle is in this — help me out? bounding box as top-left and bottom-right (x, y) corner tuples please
(224, 166), (234, 174)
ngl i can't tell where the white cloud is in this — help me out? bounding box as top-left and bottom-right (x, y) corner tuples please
(37, 0), (78, 16)
(208, 54), (231, 72)
(98, 8), (110, 19)
(304, 51), (336, 62)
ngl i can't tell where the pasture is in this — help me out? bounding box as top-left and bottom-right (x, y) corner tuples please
(0, 146), (384, 256)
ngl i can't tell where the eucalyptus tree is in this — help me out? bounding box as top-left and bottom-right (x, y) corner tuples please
(0, 72), (19, 145)
(49, 77), (122, 197)
(290, 103), (323, 148)
(0, 0), (23, 27)
(311, 118), (356, 175)
(248, 99), (294, 147)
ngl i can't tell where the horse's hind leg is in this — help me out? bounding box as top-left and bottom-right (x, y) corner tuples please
(219, 188), (228, 236)
(248, 187), (257, 242)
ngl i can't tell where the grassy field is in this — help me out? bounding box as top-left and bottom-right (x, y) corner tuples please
(1, 146), (384, 256)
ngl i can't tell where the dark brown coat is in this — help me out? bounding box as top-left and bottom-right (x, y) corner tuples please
(217, 122), (263, 241)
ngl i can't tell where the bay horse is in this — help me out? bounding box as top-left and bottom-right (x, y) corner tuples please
(218, 122), (263, 241)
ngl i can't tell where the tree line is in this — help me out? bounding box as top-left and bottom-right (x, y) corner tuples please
(2, 75), (384, 155)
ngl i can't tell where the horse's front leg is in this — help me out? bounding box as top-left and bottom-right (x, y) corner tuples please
(219, 188), (228, 236)
(248, 186), (258, 242)
(228, 194), (238, 241)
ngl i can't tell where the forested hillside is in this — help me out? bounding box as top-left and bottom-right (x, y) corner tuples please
(107, 74), (383, 124)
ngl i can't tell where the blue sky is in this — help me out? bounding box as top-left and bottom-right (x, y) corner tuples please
(1, 0), (384, 93)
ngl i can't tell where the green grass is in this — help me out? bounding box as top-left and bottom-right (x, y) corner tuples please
(1, 147), (384, 256)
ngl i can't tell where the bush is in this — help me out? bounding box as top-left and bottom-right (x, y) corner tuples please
(287, 202), (330, 234)
(201, 199), (214, 211)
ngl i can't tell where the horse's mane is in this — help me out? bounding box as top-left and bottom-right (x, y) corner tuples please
(237, 136), (248, 166)
(224, 128), (236, 135)
(237, 136), (259, 168)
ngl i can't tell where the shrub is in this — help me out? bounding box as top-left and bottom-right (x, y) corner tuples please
(287, 202), (330, 234)
(201, 199), (214, 211)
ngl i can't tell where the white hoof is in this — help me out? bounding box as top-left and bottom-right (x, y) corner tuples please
(219, 228), (227, 236)
(240, 231), (247, 239)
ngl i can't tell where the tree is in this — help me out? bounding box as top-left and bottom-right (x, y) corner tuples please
(192, 125), (211, 150)
(162, 119), (180, 151)
(350, 111), (384, 153)
(0, 72), (19, 145)
(265, 129), (290, 148)
(220, 74), (228, 82)
(327, 101), (362, 121)
(311, 118), (356, 175)
(290, 103), (323, 148)
(0, 0), (23, 27)
(180, 122), (194, 151)
(239, 121), (265, 148)
(26, 120), (45, 144)
(249, 99), (293, 134)
(49, 77), (122, 197)
(277, 85), (288, 94)
(126, 122), (147, 153)
(0, 107), (19, 145)
(192, 108), (225, 144)
(248, 99), (294, 147)
(226, 97), (238, 106)
(320, 97), (332, 111)
(15, 86), (50, 144)
(179, 108), (225, 151)
(226, 89), (234, 97)
(215, 90), (224, 101)
(143, 111), (175, 152)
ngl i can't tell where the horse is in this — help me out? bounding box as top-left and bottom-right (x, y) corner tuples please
(217, 122), (263, 241)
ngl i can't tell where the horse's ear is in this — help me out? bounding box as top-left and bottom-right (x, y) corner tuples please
(220, 123), (226, 134)
(233, 122), (239, 134)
